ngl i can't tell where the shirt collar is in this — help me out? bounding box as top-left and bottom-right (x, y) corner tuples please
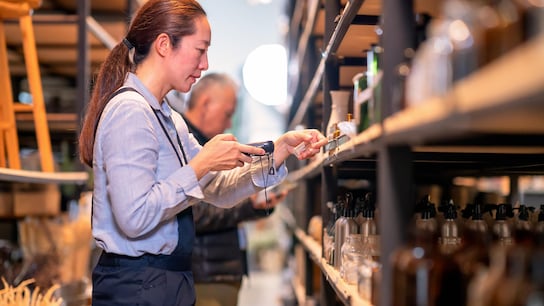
(125, 72), (173, 117)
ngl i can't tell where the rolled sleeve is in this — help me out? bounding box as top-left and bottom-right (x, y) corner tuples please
(170, 164), (204, 199)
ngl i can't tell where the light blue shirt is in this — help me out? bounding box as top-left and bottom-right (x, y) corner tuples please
(92, 73), (286, 256)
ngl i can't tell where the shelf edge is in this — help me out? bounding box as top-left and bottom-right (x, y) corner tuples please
(0, 168), (89, 184)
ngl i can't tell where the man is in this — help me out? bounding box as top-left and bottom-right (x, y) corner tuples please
(178, 72), (287, 306)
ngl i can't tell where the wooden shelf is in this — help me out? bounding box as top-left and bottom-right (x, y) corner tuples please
(0, 167), (88, 184)
(15, 112), (79, 132)
(288, 35), (544, 182)
(384, 34), (544, 144)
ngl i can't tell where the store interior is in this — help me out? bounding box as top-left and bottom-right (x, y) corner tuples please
(1, 0), (544, 305)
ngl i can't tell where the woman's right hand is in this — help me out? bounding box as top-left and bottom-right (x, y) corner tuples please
(188, 134), (264, 179)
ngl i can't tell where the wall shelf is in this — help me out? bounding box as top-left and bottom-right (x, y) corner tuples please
(285, 0), (544, 305)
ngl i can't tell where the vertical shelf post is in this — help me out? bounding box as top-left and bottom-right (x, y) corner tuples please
(378, 144), (414, 306)
(381, 0), (415, 119)
(379, 1), (417, 304)
(76, 0), (90, 142)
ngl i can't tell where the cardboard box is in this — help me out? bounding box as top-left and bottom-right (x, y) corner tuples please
(13, 183), (61, 217)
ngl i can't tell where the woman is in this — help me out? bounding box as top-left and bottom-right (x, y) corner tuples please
(78, 0), (326, 305)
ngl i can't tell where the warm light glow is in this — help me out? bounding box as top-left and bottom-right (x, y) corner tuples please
(242, 44), (287, 106)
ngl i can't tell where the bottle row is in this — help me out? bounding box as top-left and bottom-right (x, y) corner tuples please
(320, 189), (544, 305)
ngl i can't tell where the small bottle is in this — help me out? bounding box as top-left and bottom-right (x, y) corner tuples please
(360, 199), (380, 262)
(467, 203), (513, 306)
(451, 203), (493, 305)
(489, 213), (535, 306)
(492, 203), (514, 246)
(439, 200), (462, 255)
(514, 205), (533, 232)
(391, 211), (454, 306)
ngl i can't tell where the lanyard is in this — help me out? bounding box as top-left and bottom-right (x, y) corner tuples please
(152, 109), (188, 167)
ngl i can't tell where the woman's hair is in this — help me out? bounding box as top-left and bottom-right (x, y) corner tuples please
(78, 0), (206, 167)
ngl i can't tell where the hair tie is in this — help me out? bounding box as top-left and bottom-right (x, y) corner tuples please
(123, 38), (136, 65)
(123, 38), (134, 50)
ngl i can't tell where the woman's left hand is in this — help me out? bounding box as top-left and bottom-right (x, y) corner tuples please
(273, 129), (327, 164)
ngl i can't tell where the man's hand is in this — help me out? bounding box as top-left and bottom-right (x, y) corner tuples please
(250, 190), (288, 210)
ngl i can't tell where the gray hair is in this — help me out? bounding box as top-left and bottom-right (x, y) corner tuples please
(186, 72), (238, 110)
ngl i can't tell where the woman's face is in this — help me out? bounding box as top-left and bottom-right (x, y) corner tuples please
(171, 16), (211, 93)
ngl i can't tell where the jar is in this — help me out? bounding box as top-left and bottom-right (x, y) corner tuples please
(341, 234), (365, 284)
(327, 90), (351, 138)
(358, 259), (382, 302)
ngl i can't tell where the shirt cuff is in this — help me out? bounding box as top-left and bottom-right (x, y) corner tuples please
(170, 165), (204, 200)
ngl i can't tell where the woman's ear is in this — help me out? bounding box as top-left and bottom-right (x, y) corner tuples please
(155, 33), (171, 56)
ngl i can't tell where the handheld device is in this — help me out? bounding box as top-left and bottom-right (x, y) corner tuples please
(244, 140), (274, 156)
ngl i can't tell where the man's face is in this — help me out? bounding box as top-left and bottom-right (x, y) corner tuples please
(202, 84), (237, 138)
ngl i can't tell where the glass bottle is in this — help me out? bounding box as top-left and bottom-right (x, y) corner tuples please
(333, 196), (359, 270)
(367, 44), (382, 125)
(489, 216), (535, 306)
(467, 203), (513, 306)
(439, 200), (462, 255)
(451, 203), (493, 305)
(341, 234), (365, 284)
(391, 213), (459, 306)
(453, 0), (489, 79)
(492, 203), (514, 246)
(360, 201), (380, 262)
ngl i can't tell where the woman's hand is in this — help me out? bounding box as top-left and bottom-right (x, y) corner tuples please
(189, 133), (265, 179)
(273, 129), (327, 165)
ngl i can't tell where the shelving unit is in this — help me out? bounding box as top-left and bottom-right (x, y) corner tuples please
(4, 0), (134, 151)
(284, 0), (544, 305)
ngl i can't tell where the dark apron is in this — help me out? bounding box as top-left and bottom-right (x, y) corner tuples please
(91, 208), (195, 306)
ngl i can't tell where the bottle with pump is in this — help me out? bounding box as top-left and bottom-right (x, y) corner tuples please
(514, 205), (533, 232)
(391, 198), (461, 306)
(359, 193), (378, 237)
(467, 203), (514, 306)
(492, 203), (514, 246)
(360, 195), (380, 262)
(333, 194), (358, 270)
(489, 205), (535, 306)
(439, 200), (462, 255)
(451, 203), (493, 305)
